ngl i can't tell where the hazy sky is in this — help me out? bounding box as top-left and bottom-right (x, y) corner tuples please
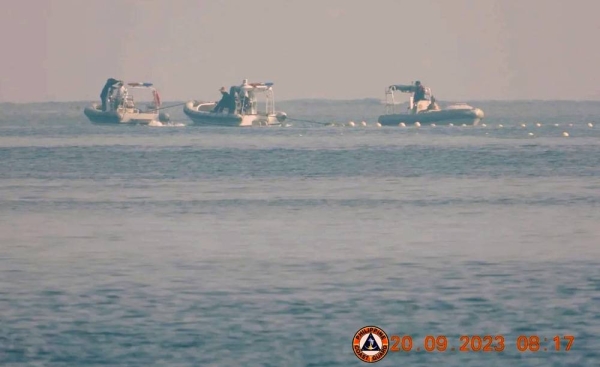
(1, 0), (599, 102)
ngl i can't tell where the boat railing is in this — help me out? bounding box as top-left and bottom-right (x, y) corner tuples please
(238, 95), (256, 115)
(264, 88), (275, 116)
(236, 87), (275, 116)
(384, 85), (434, 115)
(384, 87), (397, 115)
(124, 95), (135, 107)
(384, 87), (408, 115)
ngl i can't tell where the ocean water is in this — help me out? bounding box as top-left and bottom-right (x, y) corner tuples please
(1, 100), (600, 366)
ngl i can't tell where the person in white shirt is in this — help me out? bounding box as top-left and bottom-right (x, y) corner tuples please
(115, 83), (126, 105)
(108, 82), (126, 110)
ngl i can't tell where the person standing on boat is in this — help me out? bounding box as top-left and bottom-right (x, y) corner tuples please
(100, 78), (120, 111)
(413, 80), (427, 103)
(214, 87), (232, 113)
(114, 82), (127, 109)
(228, 80), (249, 114)
(228, 86), (241, 113)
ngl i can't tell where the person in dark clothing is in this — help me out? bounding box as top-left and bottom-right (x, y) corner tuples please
(100, 78), (120, 111)
(213, 87), (232, 113)
(413, 80), (427, 103)
(228, 86), (241, 113)
(229, 86), (241, 98)
(228, 94), (237, 114)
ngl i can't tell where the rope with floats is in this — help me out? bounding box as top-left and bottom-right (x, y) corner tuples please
(141, 107), (348, 127)
(286, 117), (333, 126)
(147, 102), (188, 112)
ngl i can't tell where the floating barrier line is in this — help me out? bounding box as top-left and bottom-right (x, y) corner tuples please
(287, 118), (332, 126)
(148, 102), (188, 112)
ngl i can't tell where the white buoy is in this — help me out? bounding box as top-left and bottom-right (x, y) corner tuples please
(430, 123), (436, 127)
(568, 123), (573, 127)
(449, 123), (454, 126)
(536, 123), (542, 127)
(498, 124), (503, 128)
(399, 122), (406, 127)
(361, 121), (367, 126)
(528, 132), (534, 136)
(414, 121), (421, 127)
(520, 123), (526, 128)
(461, 124), (467, 127)
(481, 123), (487, 127)
(588, 123), (594, 128)
(376, 122), (382, 127)
(348, 121), (355, 127)
(562, 132), (569, 137)
(554, 123), (559, 127)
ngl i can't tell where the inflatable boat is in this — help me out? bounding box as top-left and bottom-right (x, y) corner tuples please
(84, 82), (170, 125)
(377, 83), (484, 126)
(184, 81), (287, 127)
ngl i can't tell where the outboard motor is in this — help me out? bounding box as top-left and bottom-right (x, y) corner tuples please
(276, 112), (287, 123)
(159, 112), (171, 123)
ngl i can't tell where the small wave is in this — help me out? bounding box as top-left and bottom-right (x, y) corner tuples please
(148, 121), (186, 127)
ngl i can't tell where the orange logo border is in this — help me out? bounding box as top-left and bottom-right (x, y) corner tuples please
(352, 325), (389, 363)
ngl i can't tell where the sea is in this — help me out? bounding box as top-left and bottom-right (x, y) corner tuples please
(1, 99), (600, 366)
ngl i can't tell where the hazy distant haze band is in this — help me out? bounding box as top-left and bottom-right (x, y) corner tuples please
(1, 0), (599, 102)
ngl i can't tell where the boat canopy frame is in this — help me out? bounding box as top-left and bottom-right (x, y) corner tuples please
(110, 82), (161, 112)
(233, 82), (276, 116)
(384, 83), (432, 115)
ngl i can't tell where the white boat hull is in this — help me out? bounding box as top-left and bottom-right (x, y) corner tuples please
(84, 103), (163, 125)
(378, 107), (484, 126)
(183, 101), (284, 127)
